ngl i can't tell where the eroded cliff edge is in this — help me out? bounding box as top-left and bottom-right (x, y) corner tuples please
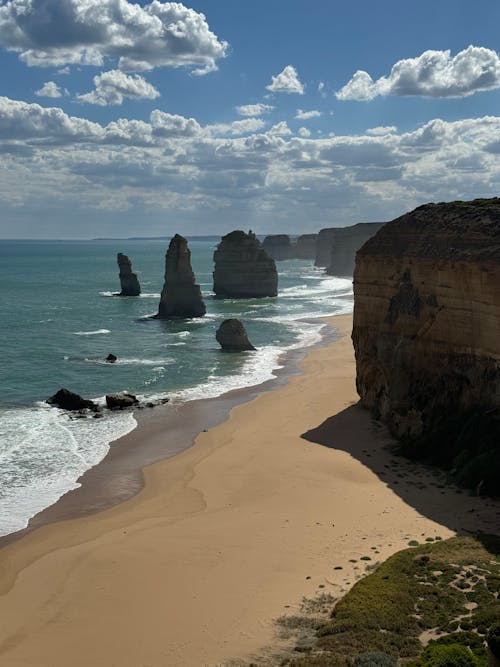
(352, 199), (500, 492)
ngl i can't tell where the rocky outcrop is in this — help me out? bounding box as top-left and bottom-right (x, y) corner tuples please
(262, 235), (292, 260)
(47, 388), (100, 412)
(315, 228), (337, 267)
(216, 319), (256, 351)
(117, 253), (141, 296)
(295, 234), (318, 259)
(106, 392), (139, 409)
(105, 353), (117, 363)
(326, 223), (384, 276)
(157, 234), (206, 318)
(213, 231), (278, 297)
(352, 198), (500, 443)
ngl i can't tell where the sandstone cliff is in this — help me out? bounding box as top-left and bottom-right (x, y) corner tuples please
(295, 234), (318, 259)
(262, 234), (292, 260)
(326, 223), (384, 276)
(117, 252), (141, 296)
(213, 231), (278, 297)
(352, 199), (500, 452)
(157, 234), (206, 318)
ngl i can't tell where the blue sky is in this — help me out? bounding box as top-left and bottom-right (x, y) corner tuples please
(1, 0), (500, 238)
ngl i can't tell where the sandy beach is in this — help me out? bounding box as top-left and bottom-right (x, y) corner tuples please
(0, 314), (498, 667)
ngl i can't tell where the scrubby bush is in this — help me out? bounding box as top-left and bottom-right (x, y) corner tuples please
(353, 651), (397, 667)
(487, 621), (500, 659)
(418, 643), (479, 666)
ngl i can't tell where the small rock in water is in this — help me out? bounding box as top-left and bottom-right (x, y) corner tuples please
(216, 319), (256, 351)
(106, 392), (139, 410)
(105, 353), (117, 363)
(47, 388), (100, 413)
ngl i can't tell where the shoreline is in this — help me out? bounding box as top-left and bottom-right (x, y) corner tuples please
(0, 313), (498, 667)
(0, 315), (340, 548)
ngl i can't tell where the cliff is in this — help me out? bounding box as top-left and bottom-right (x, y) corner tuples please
(295, 234), (318, 259)
(117, 252), (141, 296)
(157, 234), (206, 318)
(262, 235), (292, 260)
(325, 223), (383, 276)
(352, 198), (500, 491)
(213, 231), (278, 297)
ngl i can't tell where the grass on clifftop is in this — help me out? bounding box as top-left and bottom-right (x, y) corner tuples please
(286, 535), (500, 667)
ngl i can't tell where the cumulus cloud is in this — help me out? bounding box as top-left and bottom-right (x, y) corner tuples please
(269, 121), (292, 136)
(0, 0), (228, 73)
(205, 118), (266, 136)
(295, 109), (322, 120)
(266, 65), (304, 94)
(236, 103), (274, 117)
(337, 46), (500, 100)
(35, 81), (67, 98)
(298, 127), (311, 138)
(150, 109), (202, 137)
(366, 126), (398, 136)
(77, 70), (160, 106)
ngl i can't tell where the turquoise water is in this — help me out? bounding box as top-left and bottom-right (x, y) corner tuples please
(0, 238), (353, 536)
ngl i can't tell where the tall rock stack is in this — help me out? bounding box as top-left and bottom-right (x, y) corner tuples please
(262, 234), (292, 260)
(117, 253), (141, 296)
(157, 234), (206, 318)
(213, 230), (278, 297)
(352, 198), (500, 442)
(325, 223), (383, 276)
(295, 234), (318, 259)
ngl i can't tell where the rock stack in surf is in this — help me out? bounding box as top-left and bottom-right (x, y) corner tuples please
(117, 252), (141, 296)
(157, 234), (206, 318)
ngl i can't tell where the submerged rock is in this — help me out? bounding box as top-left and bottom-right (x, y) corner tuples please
(157, 234), (206, 318)
(105, 353), (117, 363)
(47, 388), (100, 412)
(213, 230), (278, 297)
(117, 253), (141, 296)
(216, 319), (256, 351)
(105, 392), (139, 410)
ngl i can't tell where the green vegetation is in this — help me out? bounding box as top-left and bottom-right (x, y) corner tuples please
(287, 535), (500, 667)
(397, 407), (500, 496)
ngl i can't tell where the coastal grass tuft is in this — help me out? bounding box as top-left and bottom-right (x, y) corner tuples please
(289, 535), (500, 667)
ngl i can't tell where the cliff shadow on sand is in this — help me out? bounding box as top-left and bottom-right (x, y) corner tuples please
(301, 403), (500, 537)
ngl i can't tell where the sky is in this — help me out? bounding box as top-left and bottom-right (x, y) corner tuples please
(1, 0), (500, 239)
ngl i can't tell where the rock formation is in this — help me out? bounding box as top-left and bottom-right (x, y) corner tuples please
(47, 388), (99, 412)
(315, 228), (338, 267)
(262, 234), (292, 260)
(117, 253), (141, 296)
(106, 392), (139, 409)
(157, 234), (206, 318)
(213, 231), (278, 297)
(105, 353), (117, 363)
(326, 223), (384, 276)
(295, 234), (318, 259)
(352, 198), (500, 443)
(216, 319), (256, 351)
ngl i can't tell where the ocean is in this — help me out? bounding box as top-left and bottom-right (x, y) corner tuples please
(0, 238), (353, 537)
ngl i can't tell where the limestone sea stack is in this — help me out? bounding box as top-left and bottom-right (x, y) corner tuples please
(157, 234), (206, 318)
(117, 253), (141, 296)
(352, 198), (500, 443)
(216, 319), (256, 351)
(295, 233), (318, 259)
(213, 230), (278, 297)
(262, 234), (292, 260)
(326, 223), (383, 276)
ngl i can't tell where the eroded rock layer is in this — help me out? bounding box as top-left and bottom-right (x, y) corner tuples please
(213, 231), (278, 297)
(157, 234), (206, 318)
(117, 253), (141, 296)
(352, 198), (500, 440)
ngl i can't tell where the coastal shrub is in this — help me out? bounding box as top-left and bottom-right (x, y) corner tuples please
(487, 622), (500, 659)
(353, 651), (397, 667)
(417, 644), (479, 666)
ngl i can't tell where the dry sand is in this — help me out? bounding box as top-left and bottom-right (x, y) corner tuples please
(0, 314), (498, 666)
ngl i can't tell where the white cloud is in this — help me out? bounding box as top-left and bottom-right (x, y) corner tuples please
(150, 110), (202, 137)
(266, 65), (304, 94)
(77, 70), (160, 106)
(205, 118), (266, 136)
(56, 66), (70, 75)
(0, 0), (228, 74)
(269, 121), (292, 136)
(295, 109), (322, 120)
(35, 81), (67, 98)
(337, 46), (500, 100)
(298, 127), (311, 138)
(366, 126), (398, 136)
(236, 103), (274, 117)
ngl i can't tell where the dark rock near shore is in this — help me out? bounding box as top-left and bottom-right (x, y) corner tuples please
(117, 253), (141, 296)
(47, 388), (100, 412)
(105, 392), (139, 410)
(216, 319), (256, 351)
(157, 234), (206, 318)
(213, 230), (278, 297)
(105, 353), (117, 363)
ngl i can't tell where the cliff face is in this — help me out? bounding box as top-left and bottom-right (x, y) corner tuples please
(295, 234), (318, 259)
(117, 253), (141, 296)
(352, 199), (500, 440)
(326, 223), (383, 276)
(157, 234), (206, 318)
(262, 235), (292, 260)
(213, 231), (278, 297)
